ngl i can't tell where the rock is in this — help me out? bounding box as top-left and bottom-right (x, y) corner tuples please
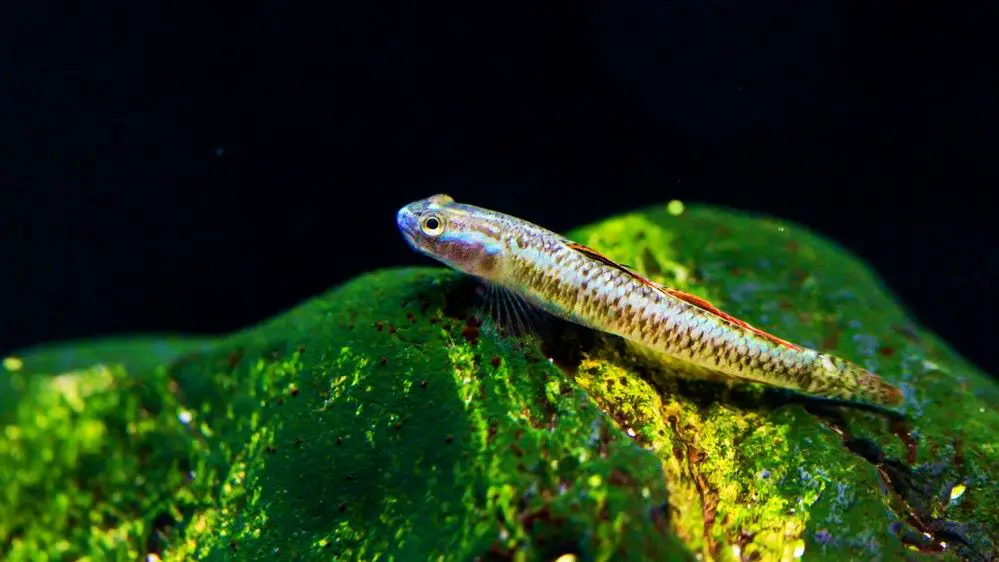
(1, 203), (996, 561)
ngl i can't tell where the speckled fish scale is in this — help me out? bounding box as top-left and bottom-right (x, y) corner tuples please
(397, 194), (903, 407)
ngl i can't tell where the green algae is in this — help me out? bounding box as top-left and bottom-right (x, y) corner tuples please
(567, 205), (999, 560)
(1, 203), (997, 561)
(0, 269), (686, 562)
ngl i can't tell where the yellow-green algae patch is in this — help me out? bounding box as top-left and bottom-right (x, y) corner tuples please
(1, 202), (997, 561)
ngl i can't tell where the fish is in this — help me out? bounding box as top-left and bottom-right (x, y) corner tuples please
(396, 193), (904, 407)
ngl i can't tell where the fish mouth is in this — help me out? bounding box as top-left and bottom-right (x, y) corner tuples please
(396, 205), (420, 247)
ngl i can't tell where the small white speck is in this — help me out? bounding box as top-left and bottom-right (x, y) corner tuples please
(820, 355), (837, 372)
(178, 409), (193, 424)
(626, 427), (636, 437)
(980, 407), (986, 413)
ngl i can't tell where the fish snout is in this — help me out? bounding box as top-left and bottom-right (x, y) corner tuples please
(396, 205), (420, 245)
(396, 205), (413, 232)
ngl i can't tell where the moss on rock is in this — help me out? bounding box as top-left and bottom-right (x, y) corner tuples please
(1, 203), (996, 561)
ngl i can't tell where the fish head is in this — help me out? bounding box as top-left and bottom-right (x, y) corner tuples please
(396, 193), (506, 281)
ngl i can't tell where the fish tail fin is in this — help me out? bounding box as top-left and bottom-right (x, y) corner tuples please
(809, 353), (903, 407)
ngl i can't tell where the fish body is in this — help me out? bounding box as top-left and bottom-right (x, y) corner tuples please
(396, 194), (903, 407)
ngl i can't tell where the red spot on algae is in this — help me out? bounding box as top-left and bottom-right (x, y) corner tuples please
(227, 349), (244, 368)
(462, 316), (481, 345)
(890, 419), (918, 464)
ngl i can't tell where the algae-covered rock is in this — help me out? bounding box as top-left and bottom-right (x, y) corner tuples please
(1, 203), (997, 561)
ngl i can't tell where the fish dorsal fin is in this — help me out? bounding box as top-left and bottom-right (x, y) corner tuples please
(566, 242), (801, 351)
(660, 287), (802, 351)
(566, 242), (640, 274)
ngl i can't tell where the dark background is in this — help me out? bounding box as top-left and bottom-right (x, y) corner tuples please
(2, 2), (997, 376)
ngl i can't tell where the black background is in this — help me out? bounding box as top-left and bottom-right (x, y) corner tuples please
(3, 2), (997, 377)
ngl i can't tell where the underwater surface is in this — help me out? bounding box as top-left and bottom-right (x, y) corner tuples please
(1, 202), (996, 561)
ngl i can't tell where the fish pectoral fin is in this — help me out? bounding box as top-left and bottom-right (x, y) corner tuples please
(477, 282), (552, 341)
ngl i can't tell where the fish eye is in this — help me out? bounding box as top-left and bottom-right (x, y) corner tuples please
(421, 215), (444, 236)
